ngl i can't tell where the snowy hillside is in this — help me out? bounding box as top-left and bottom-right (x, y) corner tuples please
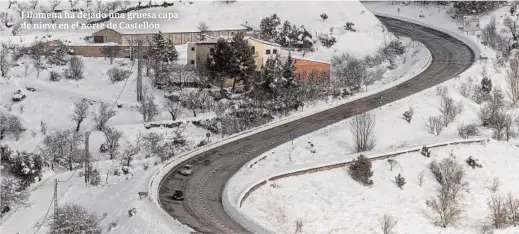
(0, 1), (427, 234)
(233, 2), (519, 234)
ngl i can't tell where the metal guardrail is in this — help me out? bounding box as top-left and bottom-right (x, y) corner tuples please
(238, 138), (488, 207)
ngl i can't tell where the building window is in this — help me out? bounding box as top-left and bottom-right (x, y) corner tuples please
(251, 46), (255, 52)
(231, 32), (235, 35)
(273, 49), (278, 54)
(191, 47), (195, 51)
(266, 49), (271, 55)
(190, 60), (195, 65)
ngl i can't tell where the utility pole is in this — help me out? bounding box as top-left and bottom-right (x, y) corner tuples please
(53, 178), (58, 232)
(84, 131), (90, 185)
(137, 40), (143, 102)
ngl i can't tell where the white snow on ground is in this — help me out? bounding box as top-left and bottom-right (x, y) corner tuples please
(243, 141), (519, 234)
(0, 1), (430, 233)
(229, 3), (519, 234)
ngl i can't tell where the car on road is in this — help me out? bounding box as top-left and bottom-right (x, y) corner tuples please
(178, 164), (193, 176)
(172, 190), (184, 201)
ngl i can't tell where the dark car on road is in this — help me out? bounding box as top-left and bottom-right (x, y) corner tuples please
(172, 190), (184, 201)
(178, 164), (193, 176)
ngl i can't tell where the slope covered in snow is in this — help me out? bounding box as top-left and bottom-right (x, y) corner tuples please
(234, 3), (519, 234)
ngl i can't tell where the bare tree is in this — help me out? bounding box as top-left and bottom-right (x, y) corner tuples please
(0, 42), (11, 77)
(490, 177), (500, 193)
(387, 158), (397, 171)
(29, 0), (38, 9)
(379, 214), (398, 234)
(137, 89), (159, 122)
(350, 112), (376, 152)
(439, 94), (462, 127)
(142, 132), (164, 157)
(93, 102), (116, 131)
(426, 158), (467, 228)
(49, 0), (61, 11)
(479, 88), (509, 140)
(70, 98), (89, 132)
(162, 98), (182, 121)
(30, 42), (45, 78)
(418, 171), (425, 187)
(121, 133), (141, 167)
(488, 193), (508, 229)
(42, 129), (82, 170)
(103, 127), (122, 160)
(100, 45), (120, 64)
(69, 0), (80, 8)
(507, 193), (519, 227)
(49, 203), (102, 234)
(169, 64), (196, 90)
(65, 56), (84, 80)
(425, 116), (443, 136)
(507, 59), (519, 106)
(331, 53), (367, 91)
(198, 21), (210, 40)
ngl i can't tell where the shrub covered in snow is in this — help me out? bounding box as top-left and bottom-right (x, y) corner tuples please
(46, 40), (70, 66)
(457, 123), (480, 139)
(192, 118), (220, 134)
(421, 146), (431, 157)
(49, 70), (61, 81)
(1, 177), (29, 215)
(383, 40), (406, 56)
(90, 168), (101, 186)
(320, 13), (328, 21)
(49, 203), (102, 234)
(318, 33), (337, 48)
(2, 151), (44, 188)
(107, 67), (131, 84)
(466, 156), (483, 169)
(402, 107), (413, 123)
(128, 208), (137, 217)
(11, 89), (26, 102)
(344, 22), (356, 32)
(0, 113), (24, 140)
(395, 173), (406, 189)
(64, 56), (84, 80)
(348, 154), (373, 186)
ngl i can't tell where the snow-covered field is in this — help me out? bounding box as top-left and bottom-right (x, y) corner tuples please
(243, 141), (519, 234)
(229, 2), (519, 234)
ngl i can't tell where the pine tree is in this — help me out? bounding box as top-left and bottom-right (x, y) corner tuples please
(259, 14), (281, 41)
(207, 38), (233, 86)
(263, 55), (283, 92)
(481, 77), (492, 94)
(229, 33), (256, 90)
(282, 52), (296, 83)
(348, 154), (373, 186)
(150, 31), (178, 63)
(276, 21), (293, 47)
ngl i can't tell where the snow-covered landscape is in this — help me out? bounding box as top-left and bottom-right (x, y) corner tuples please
(2, 1), (519, 234)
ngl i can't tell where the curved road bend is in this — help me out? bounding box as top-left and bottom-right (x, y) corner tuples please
(158, 16), (476, 234)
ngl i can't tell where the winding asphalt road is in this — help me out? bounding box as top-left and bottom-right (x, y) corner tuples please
(158, 16), (476, 234)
